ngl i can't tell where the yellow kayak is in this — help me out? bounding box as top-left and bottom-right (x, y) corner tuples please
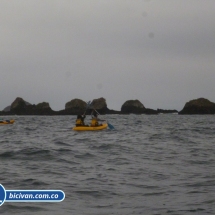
(73, 123), (108, 131)
(0, 119), (15, 125)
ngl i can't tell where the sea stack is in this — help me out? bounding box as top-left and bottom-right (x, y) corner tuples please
(179, 98), (215, 114)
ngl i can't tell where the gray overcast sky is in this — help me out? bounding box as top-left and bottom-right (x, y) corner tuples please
(1, 0), (215, 111)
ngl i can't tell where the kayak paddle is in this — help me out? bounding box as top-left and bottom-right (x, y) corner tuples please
(83, 101), (91, 116)
(92, 108), (115, 129)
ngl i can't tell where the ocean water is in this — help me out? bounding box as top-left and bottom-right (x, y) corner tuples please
(0, 114), (215, 215)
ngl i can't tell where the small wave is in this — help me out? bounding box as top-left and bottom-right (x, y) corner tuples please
(74, 153), (95, 159)
(75, 190), (117, 198)
(1, 204), (47, 213)
(0, 151), (16, 159)
(107, 157), (130, 165)
(143, 191), (166, 196)
(129, 184), (160, 190)
(54, 141), (71, 147)
(56, 158), (79, 165)
(90, 143), (114, 150)
(178, 208), (206, 213)
(14, 148), (56, 161)
(17, 148), (51, 156)
(75, 190), (103, 198)
(202, 199), (215, 204)
(54, 148), (73, 153)
(185, 180), (215, 187)
(21, 178), (49, 186)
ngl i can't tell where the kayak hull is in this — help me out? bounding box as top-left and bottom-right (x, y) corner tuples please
(73, 123), (108, 131)
(0, 120), (15, 125)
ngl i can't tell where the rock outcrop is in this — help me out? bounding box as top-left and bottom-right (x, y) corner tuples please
(121, 100), (146, 114)
(144, 108), (158, 115)
(10, 97), (31, 114)
(3, 96), (214, 115)
(179, 98), (215, 114)
(6, 97), (55, 115)
(89, 97), (108, 114)
(36, 102), (50, 110)
(64, 99), (88, 115)
(34, 102), (54, 115)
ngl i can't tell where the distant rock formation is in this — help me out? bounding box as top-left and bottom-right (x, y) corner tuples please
(121, 100), (146, 114)
(120, 100), (159, 114)
(179, 98), (215, 114)
(10, 97), (31, 114)
(36, 102), (50, 109)
(64, 99), (88, 115)
(2, 96), (214, 116)
(1, 97), (119, 115)
(144, 108), (158, 115)
(34, 102), (54, 115)
(5, 97), (55, 115)
(89, 97), (108, 114)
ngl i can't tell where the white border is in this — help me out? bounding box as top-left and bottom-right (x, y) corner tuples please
(0, 184), (6, 206)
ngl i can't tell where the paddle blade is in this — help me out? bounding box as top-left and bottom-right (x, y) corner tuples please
(83, 101), (91, 116)
(107, 123), (115, 129)
(86, 101), (91, 109)
(85, 101), (91, 111)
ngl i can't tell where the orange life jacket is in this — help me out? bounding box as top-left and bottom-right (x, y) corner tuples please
(91, 118), (98, 126)
(76, 118), (84, 126)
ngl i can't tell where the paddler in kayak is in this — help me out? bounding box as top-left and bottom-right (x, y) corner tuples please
(90, 111), (104, 127)
(75, 114), (87, 127)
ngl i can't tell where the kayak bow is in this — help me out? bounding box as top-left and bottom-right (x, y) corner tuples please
(0, 120), (15, 125)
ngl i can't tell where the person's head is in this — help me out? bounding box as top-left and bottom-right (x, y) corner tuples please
(77, 115), (81, 119)
(93, 112), (98, 117)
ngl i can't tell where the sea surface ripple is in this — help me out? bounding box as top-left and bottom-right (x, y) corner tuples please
(0, 114), (215, 215)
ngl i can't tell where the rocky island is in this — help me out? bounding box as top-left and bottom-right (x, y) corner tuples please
(0, 97), (214, 115)
(179, 98), (215, 114)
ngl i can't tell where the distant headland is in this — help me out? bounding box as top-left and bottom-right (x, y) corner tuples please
(1, 97), (215, 115)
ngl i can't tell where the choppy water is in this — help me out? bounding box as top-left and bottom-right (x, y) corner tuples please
(0, 114), (215, 215)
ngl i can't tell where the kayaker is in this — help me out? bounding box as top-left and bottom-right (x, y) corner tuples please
(75, 114), (86, 126)
(90, 111), (103, 126)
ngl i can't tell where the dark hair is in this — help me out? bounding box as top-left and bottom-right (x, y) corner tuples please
(77, 115), (82, 119)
